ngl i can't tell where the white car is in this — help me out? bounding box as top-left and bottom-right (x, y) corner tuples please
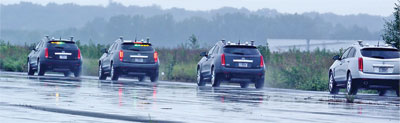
(329, 41), (400, 96)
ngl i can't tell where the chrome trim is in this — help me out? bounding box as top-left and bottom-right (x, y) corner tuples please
(130, 55), (148, 58)
(233, 59), (253, 63)
(54, 52), (72, 55)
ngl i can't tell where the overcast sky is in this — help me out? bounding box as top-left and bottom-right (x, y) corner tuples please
(1, 0), (397, 16)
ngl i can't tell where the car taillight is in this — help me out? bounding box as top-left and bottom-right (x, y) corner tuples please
(221, 53), (226, 66)
(77, 49), (81, 59)
(119, 50), (124, 61)
(260, 55), (264, 67)
(358, 57), (363, 71)
(45, 48), (49, 58)
(154, 51), (158, 62)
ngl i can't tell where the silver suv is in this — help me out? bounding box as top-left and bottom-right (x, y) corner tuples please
(329, 41), (400, 96)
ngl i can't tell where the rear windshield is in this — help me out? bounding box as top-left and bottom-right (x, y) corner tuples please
(121, 43), (154, 51)
(47, 41), (77, 49)
(223, 46), (259, 55)
(361, 48), (400, 59)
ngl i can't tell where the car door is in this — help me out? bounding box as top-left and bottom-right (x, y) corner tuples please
(202, 45), (216, 76)
(335, 47), (352, 82)
(103, 43), (116, 70)
(32, 41), (44, 67)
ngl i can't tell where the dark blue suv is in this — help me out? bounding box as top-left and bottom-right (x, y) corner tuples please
(98, 37), (159, 82)
(197, 40), (265, 89)
(27, 36), (82, 77)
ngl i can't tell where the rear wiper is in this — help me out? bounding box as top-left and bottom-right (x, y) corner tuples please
(370, 56), (384, 59)
(54, 46), (64, 49)
(232, 52), (245, 55)
(128, 49), (140, 51)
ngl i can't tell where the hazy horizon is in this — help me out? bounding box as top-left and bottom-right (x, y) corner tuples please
(1, 0), (396, 16)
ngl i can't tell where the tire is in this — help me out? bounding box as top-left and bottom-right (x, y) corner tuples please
(138, 76), (145, 82)
(255, 78), (264, 89)
(64, 72), (70, 77)
(240, 82), (249, 88)
(27, 60), (34, 75)
(329, 73), (340, 94)
(378, 89), (387, 96)
(346, 73), (358, 95)
(150, 71), (159, 82)
(98, 64), (106, 80)
(211, 67), (221, 87)
(37, 59), (45, 76)
(74, 69), (81, 77)
(197, 68), (206, 86)
(110, 64), (119, 81)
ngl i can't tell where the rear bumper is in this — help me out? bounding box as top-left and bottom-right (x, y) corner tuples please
(40, 59), (82, 72)
(114, 62), (159, 76)
(353, 78), (400, 89)
(355, 71), (400, 80)
(216, 67), (265, 82)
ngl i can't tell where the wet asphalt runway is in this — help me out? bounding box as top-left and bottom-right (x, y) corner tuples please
(0, 71), (399, 123)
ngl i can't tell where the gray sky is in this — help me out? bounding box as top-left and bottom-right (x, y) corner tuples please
(1, 0), (397, 16)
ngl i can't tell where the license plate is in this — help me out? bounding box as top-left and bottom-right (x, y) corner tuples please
(59, 55), (67, 59)
(379, 67), (388, 73)
(134, 58), (144, 62)
(238, 63), (248, 67)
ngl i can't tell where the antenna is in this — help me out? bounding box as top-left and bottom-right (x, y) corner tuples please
(238, 40), (241, 45)
(146, 37), (150, 43)
(45, 35), (50, 41)
(357, 40), (363, 46)
(59, 37), (61, 40)
(119, 36), (123, 41)
(251, 40), (255, 46)
(70, 36), (74, 41)
(221, 39), (226, 44)
(377, 40), (380, 47)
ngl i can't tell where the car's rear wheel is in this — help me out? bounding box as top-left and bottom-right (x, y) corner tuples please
(378, 89), (387, 96)
(74, 69), (81, 77)
(110, 64), (119, 81)
(98, 64), (106, 80)
(197, 68), (205, 86)
(240, 82), (249, 88)
(27, 60), (34, 75)
(37, 59), (45, 76)
(255, 78), (264, 89)
(346, 73), (358, 95)
(64, 72), (70, 77)
(211, 67), (221, 87)
(138, 76), (145, 82)
(329, 73), (339, 94)
(150, 71), (158, 82)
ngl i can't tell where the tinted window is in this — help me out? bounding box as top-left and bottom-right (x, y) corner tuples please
(223, 46), (259, 55)
(121, 43), (154, 51)
(341, 48), (351, 59)
(47, 41), (77, 50)
(361, 48), (400, 59)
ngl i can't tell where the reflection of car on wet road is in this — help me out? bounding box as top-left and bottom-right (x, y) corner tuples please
(27, 36), (82, 77)
(197, 40), (265, 89)
(98, 37), (159, 82)
(329, 41), (400, 96)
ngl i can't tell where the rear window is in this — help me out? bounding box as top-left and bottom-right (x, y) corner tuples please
(121, 43), (154, 51)
(47, 41), (77, 49)
(361, 48), (400, 59)
(223, 46), (259, 55)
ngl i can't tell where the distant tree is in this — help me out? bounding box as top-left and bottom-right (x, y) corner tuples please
(382, 1), (400, 49)
(188, 34), (200, 49)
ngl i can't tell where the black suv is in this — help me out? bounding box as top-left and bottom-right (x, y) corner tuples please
(98, 37), (159, 82)
(27, 36), (82, 77)
(197, 40), (265, 89)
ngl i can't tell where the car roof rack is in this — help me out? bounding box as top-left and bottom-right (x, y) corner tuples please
(224, 40), (255, 46)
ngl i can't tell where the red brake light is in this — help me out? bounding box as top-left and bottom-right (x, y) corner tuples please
(221, 53), (226, 66)
(45, 48), (49, 58)
(77, 49), (81, 59)
(260, 55), (264, 67)
(154, 51), (158, 62)
(119, 50), (124, 61)
(358, 57), (363, 71)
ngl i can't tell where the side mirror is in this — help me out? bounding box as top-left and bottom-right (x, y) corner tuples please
(101, 48), (108, 53)
(200, 52), (208, 57)
(332, 55), (341, 60)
